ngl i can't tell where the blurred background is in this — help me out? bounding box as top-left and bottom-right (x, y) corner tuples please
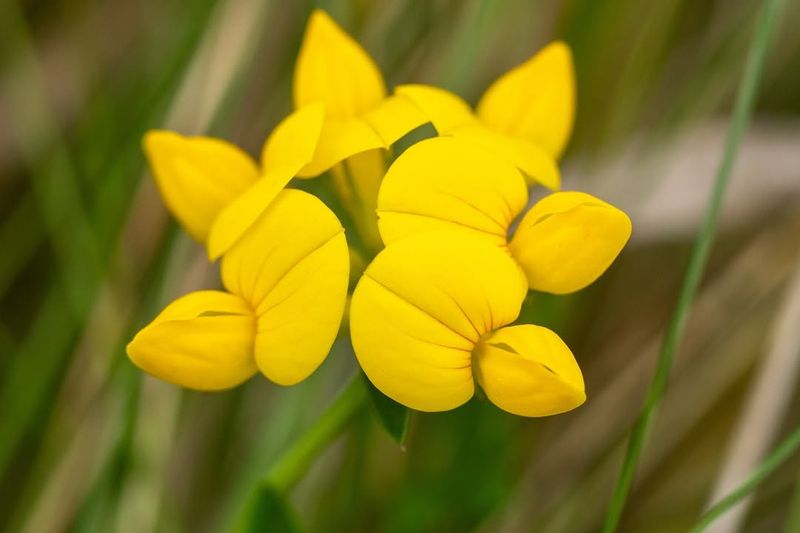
(1, 0), (799, 531)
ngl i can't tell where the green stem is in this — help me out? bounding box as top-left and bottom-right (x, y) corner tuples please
(690, 424), (800, 532)
(340, 158), (384, 258)
(262, 375), (366, 493)
(601, 0), (786, 530)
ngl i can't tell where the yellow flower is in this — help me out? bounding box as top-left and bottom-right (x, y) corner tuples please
(127, 190), (349, 390)
(349, 232), (585, 416)
(394, 41), (575, 190)
(143, 103), (324, 260)
(293, 9), (427, 177)
(377, 137), (631, 294)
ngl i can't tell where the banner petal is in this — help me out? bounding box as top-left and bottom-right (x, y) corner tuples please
(294, 9), (386, 118)
(377, 137), (528, 246)
(477, 41), (575, 159)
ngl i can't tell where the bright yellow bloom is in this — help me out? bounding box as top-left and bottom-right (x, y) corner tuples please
(127, 190), (349, 390)
(394, 41), (575, 189)
(293, 9), (427, 177)
(350, 232), (585, 416)
(143, 103), (324, 260)
(377, 137), (631, 294)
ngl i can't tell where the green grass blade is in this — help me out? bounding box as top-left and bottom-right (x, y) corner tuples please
(0, 196), (41, 297)
(601, 0), (788, 530)
(0, 0), (219, 490)
(690, 424), (800, 532)
(1, 1), (103, 317)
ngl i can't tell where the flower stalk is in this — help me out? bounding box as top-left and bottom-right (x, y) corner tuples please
(265, 375), (367, 493)
(234, 375), (367, 529)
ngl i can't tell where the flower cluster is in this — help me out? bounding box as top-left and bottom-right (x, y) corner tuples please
(127, 10), (631, 417)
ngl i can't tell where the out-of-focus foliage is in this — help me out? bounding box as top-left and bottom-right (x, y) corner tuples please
(1, 0), (799, 532)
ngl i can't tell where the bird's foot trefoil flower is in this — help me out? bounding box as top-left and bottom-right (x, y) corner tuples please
(127, 190), (349, 390)
(350, 232), (585, 416)
(129, 8), (629, 423)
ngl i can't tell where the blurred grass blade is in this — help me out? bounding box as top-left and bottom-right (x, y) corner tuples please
(439, 0), (494, 93)
(0, 1), (264, 528)
(235, 484), (301, 533)
(0, 0), (220, 301)
(0, 196), (40, 297)
(690, 424), (800, 533)
(363, 373), (410, 445)
(601, 0), (788, 529)
(69, 229), (178, 533)
(0, 0), (219, 480)
(705, 260), (800, 528)
(1, 1), (102, 316)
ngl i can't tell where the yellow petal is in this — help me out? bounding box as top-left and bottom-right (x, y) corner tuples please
(294, 9), (386, 118)
(509, 191), (632, 294)
(377, 137), (528, 247)
(473, 324), (585, 417)
(206, 163), (298, 260)
(452, 125), (561, 190)
(297, 118), (384, 177)
(395, 84), (476, 133)
(143, 130), (259, 242)
(361, 94), (428, 145)
(221, 189), (349, 385)
(477, 41), (575, 159)
(260, 103), (325, 170)
(350, 232), (528, 411)
(126, 291), (257, 391)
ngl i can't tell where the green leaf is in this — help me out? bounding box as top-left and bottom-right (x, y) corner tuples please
(235, 484), (301, 533)
(362, 373), (411, 445)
